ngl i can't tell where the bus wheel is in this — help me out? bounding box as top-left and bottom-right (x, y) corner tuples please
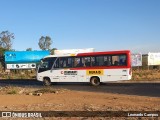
(43, 77), (51, 86)
(90, 77), (100, 86)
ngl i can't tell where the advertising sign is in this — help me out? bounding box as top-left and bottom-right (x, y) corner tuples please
(5, 51), (50, 69)
(131, 53), (142, 66)
(148, 52), (160, 65)
(5, 51), (50, 64)
(86, 70), (104, 75)
(6, 63), (36, 69)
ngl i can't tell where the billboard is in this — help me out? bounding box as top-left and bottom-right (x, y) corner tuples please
(5, 51), (50, 69)
(5, 51), (50, 64)
(148, 52), (160, 65)
(131, 53), (142, 66)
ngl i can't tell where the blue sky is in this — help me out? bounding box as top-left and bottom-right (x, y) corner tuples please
(0, 0), (160, 53)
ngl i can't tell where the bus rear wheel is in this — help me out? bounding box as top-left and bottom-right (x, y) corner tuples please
(90, 77), (100, 86)
(43, 77), (51, 86)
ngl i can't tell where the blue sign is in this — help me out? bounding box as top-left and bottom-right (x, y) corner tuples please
(5, 51), (50, 64)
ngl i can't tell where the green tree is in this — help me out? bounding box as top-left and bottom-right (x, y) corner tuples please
(26, 48), (32, 51)
(0, 30), (14, 50)
(0, 47), (7, 56)
(38, 36), (52, 50)
(50, 48), (57, 55)
(0, 47), (7, 70)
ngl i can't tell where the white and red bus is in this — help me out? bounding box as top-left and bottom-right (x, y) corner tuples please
(37, 50), (132, 86)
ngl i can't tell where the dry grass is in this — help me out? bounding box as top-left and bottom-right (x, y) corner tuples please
(0, 70), (36, 79)
(0, 86), (69, 95)
(131, 69), (160, 81)
(0, 86), (19, 94)
(33, 87), (57, 94)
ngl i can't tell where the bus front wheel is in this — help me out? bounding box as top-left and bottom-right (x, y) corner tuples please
(90, 77), (100, 86)
(43, 77), (51, 86)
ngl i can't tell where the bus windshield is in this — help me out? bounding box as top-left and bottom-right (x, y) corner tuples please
(38, 57), (56, 73)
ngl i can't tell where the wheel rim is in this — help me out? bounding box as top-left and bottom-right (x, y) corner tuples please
(94, 79), (99, 84)
(92, 77), (100, 85)
(44, 79), (50, 85)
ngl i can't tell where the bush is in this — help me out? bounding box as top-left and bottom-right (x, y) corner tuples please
(7, 90), (17, 94)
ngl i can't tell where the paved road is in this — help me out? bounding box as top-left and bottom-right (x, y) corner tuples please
(0, 79), (160, 97)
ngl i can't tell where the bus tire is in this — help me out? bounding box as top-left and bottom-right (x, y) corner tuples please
(90, 76), (100, 86)
(43, 77), (51, 86)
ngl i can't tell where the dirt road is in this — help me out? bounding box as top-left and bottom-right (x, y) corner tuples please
(0, 79), (159, 119)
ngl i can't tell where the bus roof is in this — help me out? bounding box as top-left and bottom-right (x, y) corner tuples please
(44, 50), (130, 58)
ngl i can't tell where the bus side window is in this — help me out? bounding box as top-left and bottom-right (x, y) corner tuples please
(74, 57), (82, 67)
(111, 54), (127, 66)
(104, 56), (111, 66)
(55, 57), (74, 68)
(83, 57), (91, 67)
(113, 61), (119, 66)
(119, 55), (127, 66)
(67, 57), (73, 68)
(53, 58), (59, 68)
(112, 55), (119, 66)
(59, 57), (68, 68)
(91, 57), (96, 66)
(59, 58), (63, 68)
(123, 59), (127, 65)
(96, 56), (104, 66)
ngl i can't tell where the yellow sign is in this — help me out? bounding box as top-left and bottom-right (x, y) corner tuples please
(86, 70), (104, 75)
(70, 54), (75, 56)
